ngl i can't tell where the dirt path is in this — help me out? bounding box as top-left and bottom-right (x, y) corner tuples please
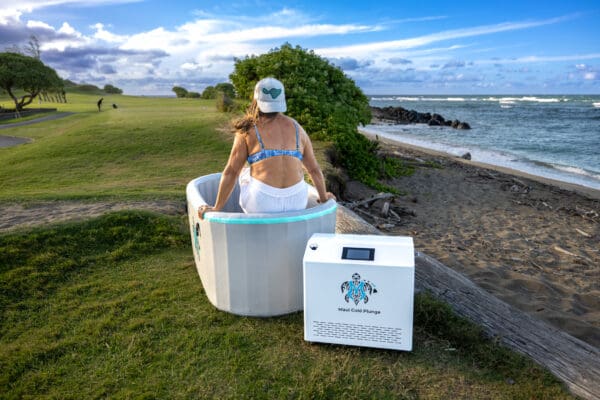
(0, 112), (75, 130)
(0, 200), (185, 232)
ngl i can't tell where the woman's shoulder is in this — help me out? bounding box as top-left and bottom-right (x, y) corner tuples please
(281, 115), (305, 132)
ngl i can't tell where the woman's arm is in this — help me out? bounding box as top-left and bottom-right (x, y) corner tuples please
(199, 133), (248, 219)
(300, 127), (335, 203)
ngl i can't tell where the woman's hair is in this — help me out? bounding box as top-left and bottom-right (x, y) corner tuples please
(233, 99), (278, 134)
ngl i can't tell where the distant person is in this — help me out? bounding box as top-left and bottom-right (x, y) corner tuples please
(198, 77), (335, 219)
(97, 97), (103, 111)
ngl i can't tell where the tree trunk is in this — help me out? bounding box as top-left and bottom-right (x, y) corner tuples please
(6, 87), (21, 118)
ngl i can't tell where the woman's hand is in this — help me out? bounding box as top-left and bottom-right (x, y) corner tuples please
(198, 205), (214, 220)
(318, 192), (336, 203)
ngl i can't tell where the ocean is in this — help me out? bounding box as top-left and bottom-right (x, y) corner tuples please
(363, 95), (600, 191)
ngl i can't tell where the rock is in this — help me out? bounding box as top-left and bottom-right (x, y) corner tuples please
(460, 152), (472, 160)
(431, 113), (445, 123)
(370, 106), (470, 130)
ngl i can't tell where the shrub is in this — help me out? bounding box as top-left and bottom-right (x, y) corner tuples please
(216, 91), (234, 112)
(103, 84), (123, 94)
(201, 86), (216, 99)
(172, 86), (188, 98)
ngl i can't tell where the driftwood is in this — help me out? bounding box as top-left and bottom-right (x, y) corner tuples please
(344, 192), (396, 209)
(335, 205), (600, 400)
(341, 193), (416, 231)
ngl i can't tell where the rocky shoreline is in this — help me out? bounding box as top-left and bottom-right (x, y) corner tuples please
(371, 105), (471, 129)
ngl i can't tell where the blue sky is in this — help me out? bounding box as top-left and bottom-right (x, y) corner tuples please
(1, 0), (599, 95)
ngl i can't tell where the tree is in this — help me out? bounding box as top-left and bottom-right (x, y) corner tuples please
(201, 83), (235, 100)
(230, 44), (402, 190)
(103, 84), (123, 94)
(0, 52), (63, 115)
(230, 44), (371, 139)
(214, 82), (236, 98)
(172, 86), (188, 98)
(201, 85), (216, 99)
(25, 35), (41, 59)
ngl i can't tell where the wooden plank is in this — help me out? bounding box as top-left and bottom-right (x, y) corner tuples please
(336, 205), (600, 400)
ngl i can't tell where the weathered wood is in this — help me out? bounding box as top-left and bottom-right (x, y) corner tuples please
(344, 192), (396, 209)
(335, 205), (600, 400)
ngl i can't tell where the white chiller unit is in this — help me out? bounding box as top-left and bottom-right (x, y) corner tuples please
(303, 233), (415, 351)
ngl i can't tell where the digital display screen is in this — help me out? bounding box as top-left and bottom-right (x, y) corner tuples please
(342, 247), (375, 261)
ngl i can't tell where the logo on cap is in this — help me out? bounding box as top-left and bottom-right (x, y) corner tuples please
(262, 87), (282, 99)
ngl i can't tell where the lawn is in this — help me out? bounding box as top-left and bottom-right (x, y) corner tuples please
(0, 212), (571, 399)
(0, 94), (573, 398)
(0, 93), (232, 201)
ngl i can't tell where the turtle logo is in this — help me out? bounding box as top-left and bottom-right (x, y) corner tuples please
(341, 273), (377, 305)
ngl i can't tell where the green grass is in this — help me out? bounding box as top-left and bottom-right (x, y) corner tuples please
(0, 92), (574, 398)
(0, 93), (232, 201)
(0, 212), (572, 399)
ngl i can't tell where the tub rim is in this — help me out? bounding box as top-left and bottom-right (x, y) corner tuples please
(187, 173), (337, 225)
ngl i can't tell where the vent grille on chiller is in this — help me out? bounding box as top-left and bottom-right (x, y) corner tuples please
(313, 321), (402, 344)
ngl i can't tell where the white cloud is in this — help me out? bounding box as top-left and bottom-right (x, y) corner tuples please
(92, 23), (127, 43)
(58, 22), (77, 35)
(478, 53), (600, 65)
(317, 15), (573, 58)
(26, 20), (54, 30)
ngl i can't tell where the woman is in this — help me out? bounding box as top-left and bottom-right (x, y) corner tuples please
(198, 77), (335, 219)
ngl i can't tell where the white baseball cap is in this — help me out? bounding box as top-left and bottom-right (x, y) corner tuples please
(254, 77), (286, 113)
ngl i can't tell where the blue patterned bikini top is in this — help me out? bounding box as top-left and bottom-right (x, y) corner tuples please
(246, 121), (303, 165)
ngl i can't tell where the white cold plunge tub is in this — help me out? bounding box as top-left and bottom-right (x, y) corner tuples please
(186, 173), (337, 317)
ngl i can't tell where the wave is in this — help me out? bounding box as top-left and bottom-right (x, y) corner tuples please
(593, 102), (600, 108)
(361, 124), (600, 190)
(553, 165), (600, 180)
(370, 96), (469, 102)
(370, 96), (568, 103)
(489, 96), (564, 103)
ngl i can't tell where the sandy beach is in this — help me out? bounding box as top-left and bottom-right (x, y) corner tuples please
(347, 131), (600, 347)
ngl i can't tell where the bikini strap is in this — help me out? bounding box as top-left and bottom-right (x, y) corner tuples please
(294, 122), (300, 151)
(253, 124), (265, 149)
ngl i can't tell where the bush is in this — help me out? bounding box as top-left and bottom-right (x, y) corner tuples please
(216, 92), (234, 112)
(215, 82), (236, 98)
(172, 86), (188, 98)
(201, 86), (216, 99)
(77, 84), (101, 92)
(103, 84), (123, 94)
(201, 83), (235, 100)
